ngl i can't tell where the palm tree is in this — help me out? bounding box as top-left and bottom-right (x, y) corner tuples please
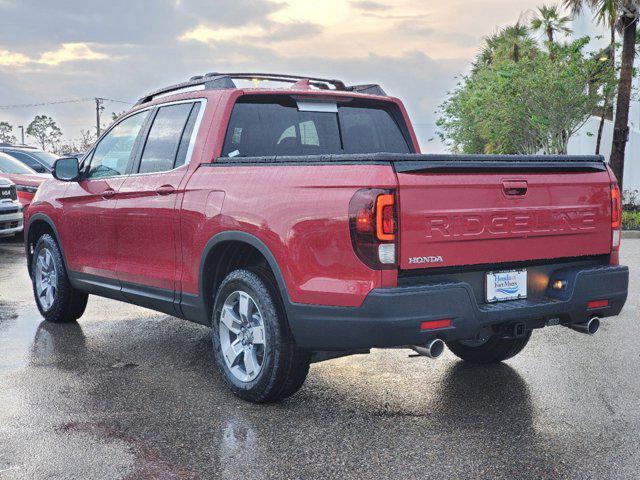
(565, 0), (639, 188)
(531, 4), (573, 54)
(493, 23), (536, 62)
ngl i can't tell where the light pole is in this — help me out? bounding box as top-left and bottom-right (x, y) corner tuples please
(18, 125), (24, 145)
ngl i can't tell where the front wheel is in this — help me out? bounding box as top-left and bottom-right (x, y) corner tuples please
(31, 234), (88, 323)
(446, 331), (532, 364)
(211, 269), (310, 403)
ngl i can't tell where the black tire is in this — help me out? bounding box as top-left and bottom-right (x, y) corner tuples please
(446, 331), (532, 364)
(31, 234), (88, 323)
(211, 269), (310, 403)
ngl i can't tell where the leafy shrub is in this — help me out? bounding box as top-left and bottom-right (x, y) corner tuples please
(622, 210), (640, 230)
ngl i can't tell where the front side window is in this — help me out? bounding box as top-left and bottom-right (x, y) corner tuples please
(138, 103), (196, 174)
(221, 96), (411, 158)
(86, 111), (148, 179)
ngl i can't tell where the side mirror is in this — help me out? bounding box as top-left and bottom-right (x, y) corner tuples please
(53, 157), (80, 182)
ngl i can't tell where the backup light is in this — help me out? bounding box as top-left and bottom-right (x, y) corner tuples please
(378, 244), (396, 264)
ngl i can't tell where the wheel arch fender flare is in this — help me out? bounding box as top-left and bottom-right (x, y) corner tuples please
(25, 213), (68, 276)
(198, 231), (292, 308)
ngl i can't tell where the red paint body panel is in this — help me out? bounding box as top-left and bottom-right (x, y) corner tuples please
(115, 168), (189, 291)
(397, 171), (613, 270)
(179, 164), (396, 307)
(60, 177), (127, 280)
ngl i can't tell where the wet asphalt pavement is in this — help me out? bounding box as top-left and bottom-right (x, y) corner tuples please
(0, 237), (639, 480)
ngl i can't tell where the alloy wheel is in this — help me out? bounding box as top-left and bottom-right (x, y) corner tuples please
(218, 290), (267, 383)
(35, 248), (58, 311)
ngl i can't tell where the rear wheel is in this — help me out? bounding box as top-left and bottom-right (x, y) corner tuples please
(211, 269), (310, 403)
(31, 234), (88, 323)
(446, 332), (532, 364)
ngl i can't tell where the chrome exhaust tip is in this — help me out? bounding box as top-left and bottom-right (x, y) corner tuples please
(568, 317), (600, 336)
(411, 339), (446, 359)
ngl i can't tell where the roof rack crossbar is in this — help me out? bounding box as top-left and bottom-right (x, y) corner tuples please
(135, 72), (386, 106)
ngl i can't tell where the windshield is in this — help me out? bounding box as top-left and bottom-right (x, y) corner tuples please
(221, 96), (412, 157)
(0, 152), (37, 174)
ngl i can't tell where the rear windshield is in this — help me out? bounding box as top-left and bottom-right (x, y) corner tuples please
(221, 96), (412, 157)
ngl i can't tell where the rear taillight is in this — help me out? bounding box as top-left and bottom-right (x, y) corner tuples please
(611, 184), (621, 252)
(611, 185), (621, 230)
(349, 189), (397, 269)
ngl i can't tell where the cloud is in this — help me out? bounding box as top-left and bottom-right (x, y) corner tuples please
(0, 43), (110, 68)
(0, 49), (29, 67)
(38, 43), (109, 66)
(180, 21), (322, 45)
(351, 1), (388, 11)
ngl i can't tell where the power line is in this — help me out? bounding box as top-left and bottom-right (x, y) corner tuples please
(0, 98), (93, 109)
(0, 97), (133, 110)
(99, 98), (133, 105)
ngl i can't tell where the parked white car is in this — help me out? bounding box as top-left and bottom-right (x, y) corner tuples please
(0, 178), (23, 237)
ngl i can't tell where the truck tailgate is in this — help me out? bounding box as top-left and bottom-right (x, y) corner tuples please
(396, 164), (612, 271)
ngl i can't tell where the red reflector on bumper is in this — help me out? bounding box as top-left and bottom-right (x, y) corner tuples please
(587, 300), (609, 310)
(420, 319), (452, 331)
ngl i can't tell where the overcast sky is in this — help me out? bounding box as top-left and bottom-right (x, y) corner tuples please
(0, 0), (556, 151)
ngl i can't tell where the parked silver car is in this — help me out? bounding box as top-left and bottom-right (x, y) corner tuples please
(0, 178), (23, 237)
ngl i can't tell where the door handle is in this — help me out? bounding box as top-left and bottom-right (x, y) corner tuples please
(156, 185), (175, 196)
(502, 181), (528, 196)
(102, 188), (116, 199)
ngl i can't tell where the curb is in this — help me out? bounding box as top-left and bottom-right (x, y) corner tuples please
(622, 230), (640, 239)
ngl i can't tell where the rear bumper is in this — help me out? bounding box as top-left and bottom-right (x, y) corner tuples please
(287, 265), (629, 350)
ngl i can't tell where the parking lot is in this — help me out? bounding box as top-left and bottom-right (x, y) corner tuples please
(0, 236), (638, 479)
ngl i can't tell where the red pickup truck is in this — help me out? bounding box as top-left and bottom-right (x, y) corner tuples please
(24, 73), (629, 403)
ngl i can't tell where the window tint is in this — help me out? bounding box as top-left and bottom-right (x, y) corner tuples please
(4, 150), (46, 172)
(87, 111), (148, 179)
(175, 103), (201, 168)
(221, 97), (411, 157)
(0, 152), (37, 174)
(138, 103), (194, 174)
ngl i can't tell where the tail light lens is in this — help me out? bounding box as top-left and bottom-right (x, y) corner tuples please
(349, 189), (397, 269)
(611, 185), (621, 230)
(611, 184), (621, 253)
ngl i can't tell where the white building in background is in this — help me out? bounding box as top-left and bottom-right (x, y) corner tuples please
(567, 10), (640, 192)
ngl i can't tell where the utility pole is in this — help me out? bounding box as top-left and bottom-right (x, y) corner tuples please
(95, 97), (103, 138)
(18, 125), (24, 144)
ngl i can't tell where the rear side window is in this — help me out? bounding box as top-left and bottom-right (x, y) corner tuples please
(138, 103), (197, 174)
(221, 97), (411, 157)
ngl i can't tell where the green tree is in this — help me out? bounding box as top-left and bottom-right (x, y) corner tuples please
(495, 23), (536, 62)
(26, 115), (62, 151)
(474, 24), (538, 73)
(565, 0), (640, 188)
(438, 38), (615, 155)
(531, 4), (573, 54)
(0, 121), (17, 144)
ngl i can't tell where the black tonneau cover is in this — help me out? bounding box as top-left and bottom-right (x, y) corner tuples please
(212, 154), (606, 172)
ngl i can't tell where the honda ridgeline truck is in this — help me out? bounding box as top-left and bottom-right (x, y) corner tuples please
(24, 73), (629, 402)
